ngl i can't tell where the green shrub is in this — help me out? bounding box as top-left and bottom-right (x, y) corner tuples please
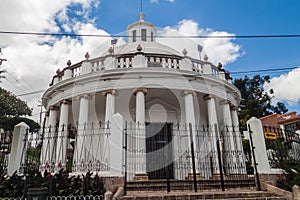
(0, 169), (105, 198)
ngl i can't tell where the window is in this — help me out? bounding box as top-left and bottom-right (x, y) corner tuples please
(142, 29), (146, 41)
(133, 30), (136, 42)
(151, 32), (154, 42)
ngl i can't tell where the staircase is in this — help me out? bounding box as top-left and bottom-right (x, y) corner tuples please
(122, 190), (288, 200)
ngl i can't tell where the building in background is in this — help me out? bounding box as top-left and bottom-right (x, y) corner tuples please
(260, 112), (300, 133)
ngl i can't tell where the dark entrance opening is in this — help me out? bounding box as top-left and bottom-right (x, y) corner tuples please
(146, 123), (174, 180)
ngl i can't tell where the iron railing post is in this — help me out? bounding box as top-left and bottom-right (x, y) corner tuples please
(214, 124), (225, 191)
(189, 123), (197, 192)
(164, 125), (170, 192)
(248, 124), (261, 191)
(123, 121), (128, 195)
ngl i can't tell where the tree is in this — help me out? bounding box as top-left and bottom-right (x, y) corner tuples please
(0, 87), (32, 117)
(234, 75), (288, 130)
(0, 87), (38, 131)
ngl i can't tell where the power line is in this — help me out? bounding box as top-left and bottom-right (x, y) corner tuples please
(1, 30), (300, 39)
(17, 89), (46, 97)
(230, 67), (299, 75)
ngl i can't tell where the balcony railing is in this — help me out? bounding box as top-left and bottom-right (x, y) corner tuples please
(50, 52), (231, 86)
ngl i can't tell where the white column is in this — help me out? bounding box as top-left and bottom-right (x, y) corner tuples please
(184, 90), (196, 125)
(73, 94), (90, 172)
(183, 90), (200, 175)
(221, 100), (237, 174)
(102, 89), (117, 171)
(204, 95), (219, 175)
(231, 106), (247, 174)
(55, 100), (71, 170)
(135, 88), (147, 177)
(48, 106), (59, 168)
(102, 90), (117, 128)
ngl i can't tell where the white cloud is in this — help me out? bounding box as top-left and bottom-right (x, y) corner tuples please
(157, 19), (243, 66)
(0, 0), (109, 121)
(0, 1), (241, 123)
(264, 67), (300, 106)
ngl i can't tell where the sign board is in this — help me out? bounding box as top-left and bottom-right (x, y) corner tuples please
(264, 132), (277, 140)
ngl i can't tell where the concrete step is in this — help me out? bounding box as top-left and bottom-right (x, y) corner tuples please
(125, 179), (256, 191)
(121, 191), (288, 200)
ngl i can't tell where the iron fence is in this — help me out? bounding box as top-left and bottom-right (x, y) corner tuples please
(9, 122), (112, 174)
(0, 130), (12, 174)
(263, 126), (300, 168)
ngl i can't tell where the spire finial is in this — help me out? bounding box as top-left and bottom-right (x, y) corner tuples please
(139, 12), (145, 22)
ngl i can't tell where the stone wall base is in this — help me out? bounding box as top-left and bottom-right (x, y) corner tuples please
(259, 173), (286, 186)
(103, 176), (124, 193)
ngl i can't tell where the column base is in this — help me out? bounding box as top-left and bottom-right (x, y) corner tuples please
(133, 173), (149, 181)
(186, 172), (203, 180)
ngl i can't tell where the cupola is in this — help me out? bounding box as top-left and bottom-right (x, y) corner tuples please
(126, 13), (157, 43)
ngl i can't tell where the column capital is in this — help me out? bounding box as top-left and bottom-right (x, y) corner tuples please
(102, 89), (118, 96)
(49, 106), (59, 111)
(203, 94), (215, 101)
(60, 99), (72, 105)
(77, 94), (92, 101)
(220, 99), (232, 105)
(183, 90), (196, 96)
(133, 88), (148, 95)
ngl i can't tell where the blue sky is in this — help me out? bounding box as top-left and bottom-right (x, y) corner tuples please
(96, 0), (300, 75)
(0, 0), (300, 120)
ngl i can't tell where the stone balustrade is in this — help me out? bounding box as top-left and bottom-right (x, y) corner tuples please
(49, 53), (231, 86)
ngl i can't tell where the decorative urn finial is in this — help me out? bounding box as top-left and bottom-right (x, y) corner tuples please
(108, 47), (114, 54)
(85, 52), (90, 60)
(182, 48), (188, 56)
(203, 54), (208, 61)
(137, 44), (142, 52)
(67, 60), (71, 66)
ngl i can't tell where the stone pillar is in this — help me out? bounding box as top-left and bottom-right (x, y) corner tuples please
(7, 122), (29, 176)
(109, 113), (124, 175)
(134, 88), (148, 179)
(204, 95), (219, 175)
(55, 100), (71, 170)
(48, 106), (59, 167)
(221, 100), (237, 174)
(73, 94), (91, 172)
(247, 117), (271, 174)
(231, 106), (247, 174)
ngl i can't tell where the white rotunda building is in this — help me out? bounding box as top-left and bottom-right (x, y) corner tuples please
(41, 13), (245, 181)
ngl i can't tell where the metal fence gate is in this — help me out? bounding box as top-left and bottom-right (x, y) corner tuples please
(124, 122), (256, 192)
